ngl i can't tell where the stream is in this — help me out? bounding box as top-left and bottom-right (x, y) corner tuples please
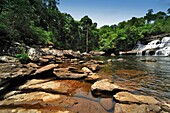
(93, 55), (170, 101)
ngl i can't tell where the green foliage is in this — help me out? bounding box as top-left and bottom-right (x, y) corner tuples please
(1, 0), (170, 53)
(15, 47), (29, 64)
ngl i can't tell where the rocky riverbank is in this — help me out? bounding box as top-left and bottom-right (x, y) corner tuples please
(0, 47), (169, 113)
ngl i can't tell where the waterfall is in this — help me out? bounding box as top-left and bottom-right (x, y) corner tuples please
(155, 37), (170, 56)
(135, 37), (170, 56)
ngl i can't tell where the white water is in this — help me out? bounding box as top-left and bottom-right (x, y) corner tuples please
(135, 37), (170, 56)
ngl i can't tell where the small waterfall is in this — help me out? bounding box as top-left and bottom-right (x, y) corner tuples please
(135, 37), (170, 56)
(154, 37), (170, 56)
(145, 50), (150, 56)
(136, 51), (143, 56)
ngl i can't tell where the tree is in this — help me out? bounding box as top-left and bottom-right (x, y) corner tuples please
(167, 8), (170, 14)
(144, 9), (155, 24)
(80, 16), (93, 52)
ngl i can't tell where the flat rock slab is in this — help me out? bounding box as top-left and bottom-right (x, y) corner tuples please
(34, 64), (59, 75)
(91, 79), (127, 97)
(19, 79), (71, 94)
(0, 92), (78, 109)
(0, 108), (74, 113)
(114, 92), (160, 105)
(53, 67), (87, 79)
(114, 103), (161, 113)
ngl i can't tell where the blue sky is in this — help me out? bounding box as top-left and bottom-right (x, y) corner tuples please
(58, 0), (170, 27)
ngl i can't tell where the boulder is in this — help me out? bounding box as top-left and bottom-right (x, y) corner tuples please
(27, 48), (42, 61)
(113, 92), (160, 105)
(34, 64), (58, 75)
(91, 79), (127, 97)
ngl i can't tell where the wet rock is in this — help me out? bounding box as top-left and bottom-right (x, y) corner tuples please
(114, 103), (161, 113)
(53, 67), (87, 79)
(0, 56), (19, 63)
(113, 92), (160, 105)
(0, 92), (78, 110)
(91, 79), (127, 96)
(34, 64), (59, 75)
(99, 98), (114, 111)
(19, 79), (71, 94)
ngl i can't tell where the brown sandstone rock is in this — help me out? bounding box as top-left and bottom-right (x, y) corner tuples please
(53, 67), (87, 79)
(19, 79), (71, 94)
(91, 79), (127, 97)
(114, 103), (161, 113)
(114, 92), (160, 105)
(34, 64), (58, 75)
(0, 92), (78, 109)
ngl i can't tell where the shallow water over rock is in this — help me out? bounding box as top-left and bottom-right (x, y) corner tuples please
(95, 55), (170, 101)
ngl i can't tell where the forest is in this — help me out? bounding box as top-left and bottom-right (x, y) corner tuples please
(1, 0), (170, 53)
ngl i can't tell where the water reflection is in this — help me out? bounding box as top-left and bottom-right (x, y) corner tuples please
(93, 56), (170, 101)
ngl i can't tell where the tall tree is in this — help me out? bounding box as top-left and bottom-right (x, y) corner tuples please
(80, 16), (93, 52)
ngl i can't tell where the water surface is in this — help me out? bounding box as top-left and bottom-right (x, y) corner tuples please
(94, 55), (170, 101)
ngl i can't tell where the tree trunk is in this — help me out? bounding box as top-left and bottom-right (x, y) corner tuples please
(86, 28), (89, 52)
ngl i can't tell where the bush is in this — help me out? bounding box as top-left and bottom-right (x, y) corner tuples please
(15, 47), (30, 63)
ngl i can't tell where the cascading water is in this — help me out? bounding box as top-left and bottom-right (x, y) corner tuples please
(135, 37), (170, 56)
(155, 37), (170, 56)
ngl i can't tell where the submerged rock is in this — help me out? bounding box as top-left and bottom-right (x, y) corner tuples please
(141, 58), (157, 62)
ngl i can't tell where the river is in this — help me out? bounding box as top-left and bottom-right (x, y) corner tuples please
(92, 55), (170, 101)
